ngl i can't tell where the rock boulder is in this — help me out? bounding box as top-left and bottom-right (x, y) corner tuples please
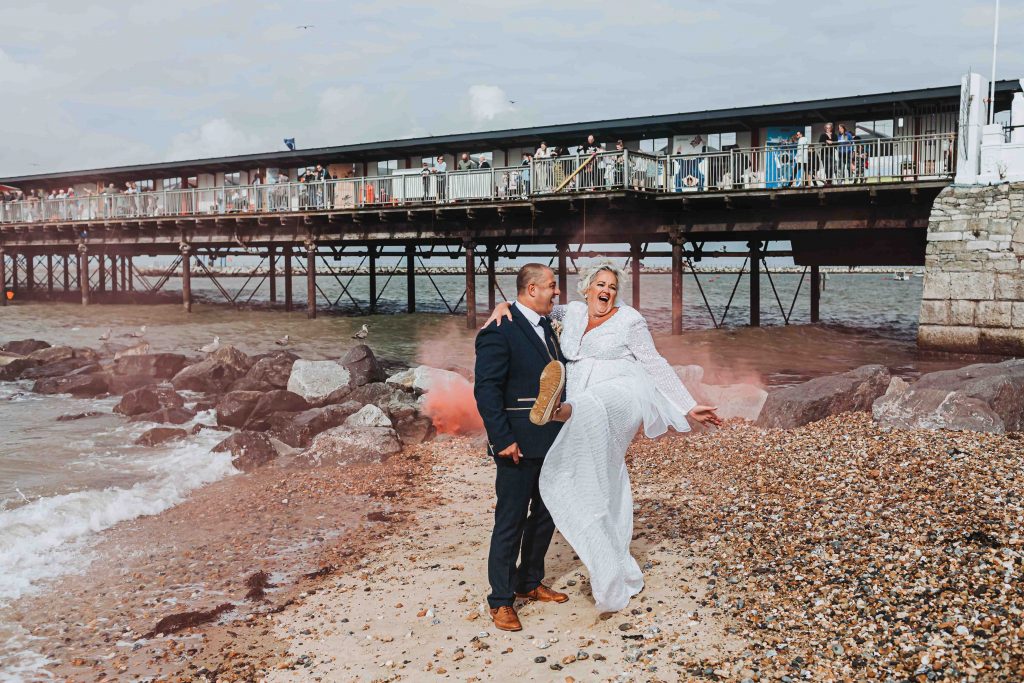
(21, 357), (97, 380)
(26, 345), (76, 365)
(1, 339), (50, 355)
(756, 364), (891, 429)
(343, 404), (393, 428)
(341, 345), (385, 387)
(269, 401), (364, 448)
(135, 427), (188, 447)
(112, 353), (188, 381)
(114, 385), (185, 416)
(248, 389), (310, 423)
(245, 351), (299, 389)
(215, 390), (264, 428)
(287, 360), (351, 403)
(386, 365), (464, 394)
(872, 359), (1024, 433)
(301, 424), (402, 466)
(32, 373), (109, 397)
(0, 357), (39, 381)
(171, 346), (252, 394)
(129, 406), (195, 425)
(212, 431), (277, 472)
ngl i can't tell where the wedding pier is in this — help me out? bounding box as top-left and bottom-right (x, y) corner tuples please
(2, 79), (1021, 334)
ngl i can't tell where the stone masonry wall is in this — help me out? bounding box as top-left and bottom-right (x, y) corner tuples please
(918, 183), (1024, 354)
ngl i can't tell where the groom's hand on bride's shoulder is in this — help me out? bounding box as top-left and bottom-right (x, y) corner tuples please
(498, 442), (521, 464)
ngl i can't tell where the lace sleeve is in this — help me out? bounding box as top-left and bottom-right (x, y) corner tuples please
(549, 304), (568, 322)
(625, 313), (697, 416)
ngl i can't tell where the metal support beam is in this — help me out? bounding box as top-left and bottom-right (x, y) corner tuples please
(748, 241), (761, 327)
(557, 242), (568, 303)
(368, 246), (377, 313)
(109, 254), (118, 293)
(306, 240), (316, 319)
(181, 243), (192, 313)
(630, 242), (641, 309)
(465, 241), (477, 329)
(78, 244), (89, 305)
(46, 254), (54, 296)
(487, 248), (497, 310)
(671, 238), (683, 335)
(25, 255), (34, 291)
(268, 246), (277, 302)
(284, 248), (293, 312)
(98, 253), (106, 294)
(120, 256), (127, 293)
(0, 248), (6, 306)
(10, 252), (17, 293)
(62, 255), (70, 292)
(406, 244), (416, 313)
(810, 265), (821, 323)
(127, 256), (134, 292)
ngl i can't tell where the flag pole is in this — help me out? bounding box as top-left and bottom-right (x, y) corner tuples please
(988, 0), (1000, 124)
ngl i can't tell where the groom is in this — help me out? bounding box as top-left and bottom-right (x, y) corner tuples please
(474, 263), (568, 632)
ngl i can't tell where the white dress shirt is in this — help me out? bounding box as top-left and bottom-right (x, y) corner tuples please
(514, 301), (548, 345)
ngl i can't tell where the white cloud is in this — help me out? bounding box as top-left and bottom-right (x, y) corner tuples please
(468, 85), (516, 124)
(165, 119), (267, 162)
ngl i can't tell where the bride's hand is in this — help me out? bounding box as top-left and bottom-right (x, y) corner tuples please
(482, 301), (513, 328)
(687, 405), (723, 427)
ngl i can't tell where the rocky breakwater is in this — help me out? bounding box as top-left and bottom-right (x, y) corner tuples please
(0, 336), (443, 477)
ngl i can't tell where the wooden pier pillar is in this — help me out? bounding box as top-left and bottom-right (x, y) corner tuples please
(557, 242), (568, 303)
(486, 247), (497, 310)
(62, 255), (70, 292)
(78, 245), (90, 305)
(465, 241), (477, 329)
(120, 256), (127, 293)
(810, 265), (821, 323)
(748, 241), (761, 327)
(406, 244), (416, 313)
(25, 254), (34, 291)
(284, 248), (293, 312)
(10, 252), (17, 293)
(109, 254), (118, 294)
(46, 254), (54, 296)
(0, 248), (6, 306)
(305, 241), (316, 320)
(630, 242), (641, 309)
(368, 246), (378, 313)
(671, 238), (684, 335)
(268, 246), (277, 303)
(180, 243), (192, 313)
(98, 253), (106, 294)
(127, 256), (134, 292)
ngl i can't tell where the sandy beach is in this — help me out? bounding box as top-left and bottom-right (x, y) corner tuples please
(12, 409), (1021, 682)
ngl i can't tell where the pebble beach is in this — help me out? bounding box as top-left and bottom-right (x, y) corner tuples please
(12, 411), (1020, 682)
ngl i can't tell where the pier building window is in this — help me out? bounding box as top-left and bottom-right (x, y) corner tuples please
(639, 137), (669, 155)
(855, 119), (894, 139)
(705, 132), (737, 151)
(136, 180), (154, 192)
(377, 159), (400, 176)
(162, 178), (181, 191)
(224, 172), (242, 187)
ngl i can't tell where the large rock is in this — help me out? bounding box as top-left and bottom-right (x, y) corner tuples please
(227, 376), (274, 392)
(341, 345), (385, 387)
(212, 431), (277, 472)
(1, 339), (50, 355)
(872, 359), (1024, 433)
(268, 401), (363, 447)
(386, 365), (464, 394)
(245, 351), (299, 389)
(394, 414), (436, 445)
(247, 389), (310, 423)
(301, 424), (402, 465)
(287, 360), (351, 402)
(171, 346), (252, 394)
(21, 358), (97, 380)
(112, 353), (188, 380)
(344, 404), (393, 428)
(0, 357), (38, 381)
(129, 406), (195, 425)
(215, 390), (264, 428)
(26, 345), (76, 365)
(114, 385), (185, 417)
(756, 364), (891, 429)
(346, 382), (418, 413)
(135, 427), (188, 447)
(32, 373), (109, 397)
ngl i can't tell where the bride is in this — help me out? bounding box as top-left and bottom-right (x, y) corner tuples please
(484, 262), (721, 613)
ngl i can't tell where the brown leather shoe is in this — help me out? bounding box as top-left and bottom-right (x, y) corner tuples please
(515, 584), (569, 603)
(489, 605), (522, 631)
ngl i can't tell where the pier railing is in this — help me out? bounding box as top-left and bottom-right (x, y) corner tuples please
(0, 133), (956, 225)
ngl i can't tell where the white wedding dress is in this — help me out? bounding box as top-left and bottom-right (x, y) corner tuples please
(541, 302), (696, 612)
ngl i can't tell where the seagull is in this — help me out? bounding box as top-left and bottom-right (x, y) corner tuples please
(199, 336), (221, 353)
(296, 24), (314, 29)
(351, 324), (369, 340)
(98, 328), (112, 342)
(129, 325), (147, 338)
(275, 334), (290, 346)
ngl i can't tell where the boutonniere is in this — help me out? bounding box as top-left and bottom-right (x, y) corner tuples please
(550, 320), (563, 339)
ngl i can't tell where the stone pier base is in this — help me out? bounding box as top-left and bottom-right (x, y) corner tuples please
(918, 183), (1024, 354)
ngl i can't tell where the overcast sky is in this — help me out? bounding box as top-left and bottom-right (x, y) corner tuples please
(1, 0), (1022, 178)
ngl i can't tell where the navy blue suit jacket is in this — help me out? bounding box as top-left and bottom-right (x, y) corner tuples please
(473, 304), (564, 459)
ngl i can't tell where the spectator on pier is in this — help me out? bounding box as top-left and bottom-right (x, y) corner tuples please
(521, 152), (532, 196)
(421, 161), (433, 200)
(583, 134), (603, 154)
(792, 131), (809, 187)
(534, 142), (551, 192)
(458, 153), (478, 171)
(434, 155), (448, 201)
(818, 123), (837, 185)
(852, 133), (868, 184)
(837, 124), (854, 183)
(478, 155), (491, 169)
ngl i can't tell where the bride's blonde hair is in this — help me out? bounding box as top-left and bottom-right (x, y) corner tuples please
(576, 260), (628, 298)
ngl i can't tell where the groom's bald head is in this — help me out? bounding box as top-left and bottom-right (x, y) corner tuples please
(516, 263), (559, 316)
(516, 263), (552, 294)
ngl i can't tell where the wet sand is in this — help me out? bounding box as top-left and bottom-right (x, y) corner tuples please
(17, 413), (1023, 682)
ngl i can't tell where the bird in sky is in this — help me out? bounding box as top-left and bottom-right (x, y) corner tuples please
(200, 336), (221, 353)
(296, 25), (315, 29)
(275, 334), (290, 346)
(351, 324), (369, 340)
